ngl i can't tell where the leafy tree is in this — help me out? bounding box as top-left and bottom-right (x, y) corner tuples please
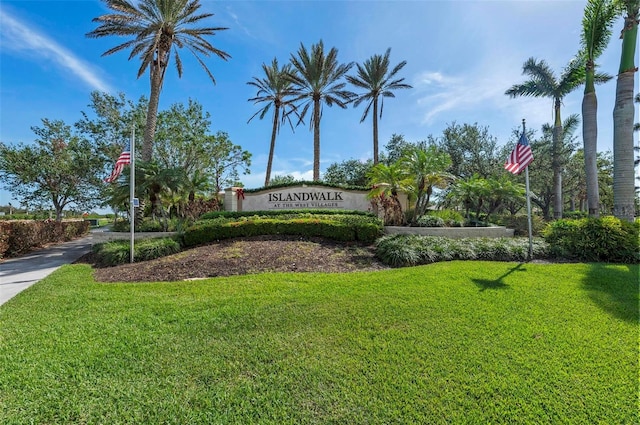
(247, 58), (299, 186)
(206, 132), (252, 194)
(612, 0), (639, 221)
(87, 0), (230, 161)
(383, 133), (413, 164)
(346, 48), (412, 165)
(401, 145), (454, 224)
(268, 174), (297, 186)
(153, 98), (212, 175)
(579, 0), (617, 217)
(0, 119), (105, 220)
(288, 40), (354, 180)
(506, 57), (586, 219)
(433, 122), (503, 179)
(75, 91), (147, 156)
(323, 159), (373, 186)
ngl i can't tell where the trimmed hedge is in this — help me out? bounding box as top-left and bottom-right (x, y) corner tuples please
(543, 216), (639, 263)
(0, 220), (89, 259)
(200, 209), (375, 220)
(183, 215), (383, 247)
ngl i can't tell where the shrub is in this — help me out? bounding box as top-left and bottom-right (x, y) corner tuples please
(430, 209), (465, 227)
(93, 237), (182, 267)
(415, 215), (445, 227)
(543, 216), (639, 263)
(375, 235), (550, 267)
(200, 209), (374, 220)
(497, 214), (547, 237)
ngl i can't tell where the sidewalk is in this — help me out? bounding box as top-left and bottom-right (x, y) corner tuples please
(0, 235), (94, 306)
(0, 229), (175, 306)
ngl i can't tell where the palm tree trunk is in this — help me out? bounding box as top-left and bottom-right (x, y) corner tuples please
(552, 125), (563, 219)
(373, 98), (379, 165)
(313, 98), (321, 181)
(265, 105), (280, 186)
(582, 91), (600, 217)
(143, 66), (164, 162)
(613, 71), (636, 222)
(612, 10), (638, 222)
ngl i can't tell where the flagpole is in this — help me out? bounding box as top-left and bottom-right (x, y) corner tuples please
(130, 127), (135, 264)
(522, 119), (533, 261)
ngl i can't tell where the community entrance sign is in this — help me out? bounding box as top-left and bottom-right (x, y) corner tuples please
(224, 185), (378, 213)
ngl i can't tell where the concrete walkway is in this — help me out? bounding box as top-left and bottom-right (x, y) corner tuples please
(0, 236), (94, 306)
(0, 229), (175, 306)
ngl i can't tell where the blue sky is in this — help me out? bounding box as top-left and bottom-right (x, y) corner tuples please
(0, 0), (637, 209)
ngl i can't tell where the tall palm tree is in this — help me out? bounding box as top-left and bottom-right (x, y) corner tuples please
(247, 58), (299, 186)
(288, 40), (354, 181)
(612, 0), (639, 222)
(580, 0), (617, 218)
(346, 48), (412, 165)
(87, 0), (230, 162)
(506, 57), (584, 219)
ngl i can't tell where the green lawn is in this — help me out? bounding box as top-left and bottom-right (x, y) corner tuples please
(0, 262), (637, 424)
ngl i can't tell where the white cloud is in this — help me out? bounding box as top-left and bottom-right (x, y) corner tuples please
(0, 9), (112, 93)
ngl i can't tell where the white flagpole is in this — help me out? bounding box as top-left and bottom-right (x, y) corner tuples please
(130, 127), (135, 264)
(522, 119), (533, 261)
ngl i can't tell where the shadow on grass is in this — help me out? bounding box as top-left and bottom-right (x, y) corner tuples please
(472, 263), (525, 291)
(583, 264), (639, 323)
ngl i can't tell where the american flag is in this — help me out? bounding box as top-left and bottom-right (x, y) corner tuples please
(104, 143), (131, 183)
(504, 132), (533, 175)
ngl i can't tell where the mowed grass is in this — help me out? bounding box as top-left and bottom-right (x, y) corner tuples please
(0, 262), (637, 424)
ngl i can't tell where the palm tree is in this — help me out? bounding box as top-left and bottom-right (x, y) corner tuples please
(580, 0), (617, 218)
(247, 58), (299, 186)
(506, 57), (585, 219)
(87, 0), (230, 162)
(612, 0), (639, 222)
(346, 48), (412, 165)
(288, 40), (354, 181)
(401, 145), (454, 225)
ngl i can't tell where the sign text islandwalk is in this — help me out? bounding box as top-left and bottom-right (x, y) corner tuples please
(268, 191), (344, 209)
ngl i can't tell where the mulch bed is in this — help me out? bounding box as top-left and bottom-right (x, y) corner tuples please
(76, 235), (390, 283)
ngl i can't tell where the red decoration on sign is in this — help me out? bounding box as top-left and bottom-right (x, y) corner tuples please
(236, 188), (245, 200)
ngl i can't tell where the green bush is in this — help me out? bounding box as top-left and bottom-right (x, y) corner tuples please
(430, 210), (465, 227)
(200, 209), (374, 220)
(93, 237), (182, 267)
(375, 234), (550, 267)
(543, 216), (639, 263)
(183, 215), (382, 247)
(113, 218), (182, 232)
(415, 215), (445, 227)
(497, 214), (547, 237)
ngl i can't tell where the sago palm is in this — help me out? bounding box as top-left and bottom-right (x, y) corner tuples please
(580, 0), (617, 218)
(346, 48), (412, 165)
(87, 0), (230, 162)
(506, 57), (585, 219)
(612, 0), (639, 221)
(247, 58), (299, 186)
(288, 40), (354, 181)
